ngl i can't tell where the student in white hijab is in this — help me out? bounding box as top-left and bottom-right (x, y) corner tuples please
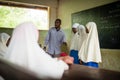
(5, 22), (73, 79)
(70, 23), (87, 64)
(77, 24), (88, 50)
(0, 33), (10, 57)
(78, 22), (102, 68)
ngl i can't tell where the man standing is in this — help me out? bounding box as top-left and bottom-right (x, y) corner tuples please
(44, 19), (67, 57)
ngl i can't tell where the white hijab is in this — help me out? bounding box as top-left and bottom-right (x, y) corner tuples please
(78, 22), (102, 63)
(70, 23), (87, 51)
(5, 22), (68, 79)
(77, 25), (87, 50)
(0, 33), (10, 57)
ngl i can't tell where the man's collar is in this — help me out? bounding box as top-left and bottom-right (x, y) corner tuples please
(55, 27), (61, 31)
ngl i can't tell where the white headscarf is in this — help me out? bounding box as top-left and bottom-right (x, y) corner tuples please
(70, 23), (79, 50)
(5, 22), (68, 79)
(70, 24), (87, 51)
(0, 33), (10, 57)
(78, 22), (102, 63)
(72, 23), (80, 29)
(77, 25), (87, 50)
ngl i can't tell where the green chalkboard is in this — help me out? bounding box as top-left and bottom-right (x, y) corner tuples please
(72, 1), (120, 49)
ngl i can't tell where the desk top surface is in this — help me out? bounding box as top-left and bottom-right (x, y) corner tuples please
(62, 64), (120, 80)
(1, 58), (120, 80)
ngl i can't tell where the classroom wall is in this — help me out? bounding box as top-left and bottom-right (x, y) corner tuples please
(58, 0), (120, 71)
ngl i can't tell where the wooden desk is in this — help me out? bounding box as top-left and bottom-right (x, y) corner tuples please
(0, 58), (41, 80)
(0, 57), (120, 80)
(62, 64), (120, 80)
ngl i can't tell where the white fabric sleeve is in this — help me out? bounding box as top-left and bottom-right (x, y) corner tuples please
(29, 49), (69, 79)
(53, 58), (69, 70)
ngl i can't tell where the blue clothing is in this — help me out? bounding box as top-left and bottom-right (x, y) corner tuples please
(70, 50), (79, 64)
(44, 27), (66, 55)
(83, 62), (98, 68)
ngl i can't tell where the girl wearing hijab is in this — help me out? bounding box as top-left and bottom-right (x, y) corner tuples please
(70, 23), (87, 64)
(78, 22), (102, 68)
(5, 22), (73, 79)
(0, 33), (10, 57)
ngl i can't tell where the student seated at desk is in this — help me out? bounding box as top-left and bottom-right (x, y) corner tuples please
(5, 22), (73, 79)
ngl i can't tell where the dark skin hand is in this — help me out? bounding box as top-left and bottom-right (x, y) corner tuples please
(63, 42), (67, 46)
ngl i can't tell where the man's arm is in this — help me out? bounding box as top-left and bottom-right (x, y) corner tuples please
(43, 30), (50, 51)
(62, 31), (67, 46)
(62, 32), (68, 53)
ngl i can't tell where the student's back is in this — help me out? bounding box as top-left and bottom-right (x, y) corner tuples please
(5, 22), (73, 79)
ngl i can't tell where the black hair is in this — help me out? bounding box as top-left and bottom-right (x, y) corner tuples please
(55, 18), (61, 23)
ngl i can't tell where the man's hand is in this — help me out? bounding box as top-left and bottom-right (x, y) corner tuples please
(63, 42), (67, 46)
